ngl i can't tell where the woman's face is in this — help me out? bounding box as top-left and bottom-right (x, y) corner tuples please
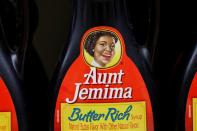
(94, 35), (116, 67)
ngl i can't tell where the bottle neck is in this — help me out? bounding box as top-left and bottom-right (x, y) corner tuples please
(72, 0), (128, 28)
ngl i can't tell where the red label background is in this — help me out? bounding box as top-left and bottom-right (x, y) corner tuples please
(54, 26), (154, 131)
(0, 77), (18, 131)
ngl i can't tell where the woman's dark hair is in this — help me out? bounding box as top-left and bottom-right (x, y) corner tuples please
(84, 31), (118, 56)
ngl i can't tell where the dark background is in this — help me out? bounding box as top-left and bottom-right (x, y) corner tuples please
(33, 0), (72, 78)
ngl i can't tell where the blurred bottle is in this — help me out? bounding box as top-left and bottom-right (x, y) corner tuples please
(1, 0), (49, 130)
(0, 0), (29, 130)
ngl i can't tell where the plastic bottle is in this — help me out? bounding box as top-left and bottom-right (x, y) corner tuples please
(176, 39), (197, 131)
(0, 0), (29, 130)
(50, 0), (158, 131)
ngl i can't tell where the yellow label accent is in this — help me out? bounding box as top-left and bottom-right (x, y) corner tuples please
(0, 112), (11, 131)
(193, 98), (197, 131)
(61, 102), (146, 131)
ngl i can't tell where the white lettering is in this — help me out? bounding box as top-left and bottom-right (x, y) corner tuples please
(83, 67), (125, 85)
(79, 88), (88, 100)
(66, 83), (82, 103)
(66, 68), (132, 104)
(84, 67), (97, 84)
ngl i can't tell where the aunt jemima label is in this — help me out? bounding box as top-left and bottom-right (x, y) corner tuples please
(185, 72), (197, 131)
(0, 77), (18, 131)
(54, 26), (154, 131)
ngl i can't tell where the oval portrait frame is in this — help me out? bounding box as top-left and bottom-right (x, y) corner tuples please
(82, 26), (123, 69)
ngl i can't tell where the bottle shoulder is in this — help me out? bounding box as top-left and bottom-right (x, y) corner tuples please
(182, 44), (197, 86)
(53, 26), (152, 82)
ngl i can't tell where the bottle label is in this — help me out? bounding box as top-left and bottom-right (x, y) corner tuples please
(193, 98), (197, 131)
(61, 102), (147, 131)
(0, 112), (11, 131)
(0, 78), (18, 131)
(185, 72), (197, 131)
(54, 26), (154, 131)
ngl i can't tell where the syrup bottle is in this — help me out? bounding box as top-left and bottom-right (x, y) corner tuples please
(0, 0), (29, 130)
(176, 38), (197, 131)
(50, 0), (158, 131)
(162, 3), (197, 130)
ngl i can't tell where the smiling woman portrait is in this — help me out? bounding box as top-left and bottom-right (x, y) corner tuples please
(84, 30), (122, 68)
